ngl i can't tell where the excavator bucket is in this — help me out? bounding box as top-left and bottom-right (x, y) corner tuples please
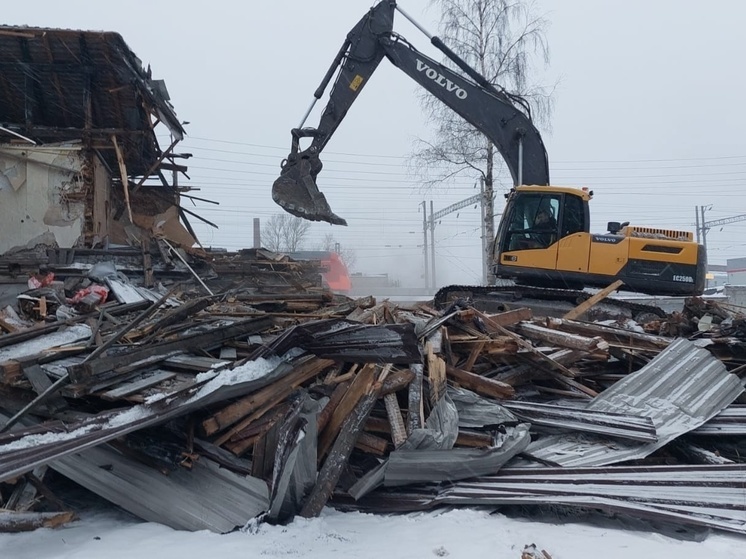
(272, 153), (347, 226)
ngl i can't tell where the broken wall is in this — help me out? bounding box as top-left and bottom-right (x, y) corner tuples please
(0, 143), (86, 254)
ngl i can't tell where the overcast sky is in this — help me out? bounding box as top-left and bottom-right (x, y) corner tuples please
(4, 1), (746, 287)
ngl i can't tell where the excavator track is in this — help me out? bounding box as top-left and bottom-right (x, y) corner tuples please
(433, 284), (668, 322)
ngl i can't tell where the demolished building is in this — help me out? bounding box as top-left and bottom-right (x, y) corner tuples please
(0, 25), (197, 303)
(2, 25), (746, 544)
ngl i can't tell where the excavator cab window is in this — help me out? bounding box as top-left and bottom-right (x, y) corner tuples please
(560, 193), (587, 237)
(504, 193), (560, 251)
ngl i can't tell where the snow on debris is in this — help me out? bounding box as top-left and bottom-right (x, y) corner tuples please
(0, 323), (91, 361)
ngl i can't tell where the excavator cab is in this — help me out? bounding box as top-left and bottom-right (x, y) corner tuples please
(495, 185), (705, 295)
(495, 186), (590, 288)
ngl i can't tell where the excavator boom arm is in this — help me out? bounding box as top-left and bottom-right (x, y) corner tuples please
(272, 0), (549, 225)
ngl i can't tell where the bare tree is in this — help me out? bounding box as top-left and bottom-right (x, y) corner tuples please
(261, 213), (311, 253)
(319, 233), (357, 272)
(411, 0), (554, 283)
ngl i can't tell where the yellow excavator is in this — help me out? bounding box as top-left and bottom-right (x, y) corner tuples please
(272, 0), (705, 304)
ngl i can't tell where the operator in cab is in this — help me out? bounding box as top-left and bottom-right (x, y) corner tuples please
(530, 208), (557, 248)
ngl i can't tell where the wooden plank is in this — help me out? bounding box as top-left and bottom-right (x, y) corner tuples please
(426, 342), (446, 405)
(545, 369), (598, 398)
(490, 323), (578, 378)
(462, 340), (486, 372)
(205, 357), (333, 438)
(0, 360), (23, 385)
(563, 279), (624, 320)
(317, 363), (377, 460)
(470, 307), (533, 332)
(383, 393), (407, 448)
(141, 234), (154, 288)
(516, 323), (609, 353)
(355, 432), (389, 455)
(223, 404), (290, 456)
(407, 363), (424, 434)
(456, 429), (494, 448)
(251, 418), (281, 479)
(5, 466), (47, 511)
(69, 315), (274, 381)
(0, 317), (18, 333)
(379, 368), (415, 397)
(364, 416), (392, 434)
(545, 317), (671, 351)
(99, 371), (177, 401)
(317, 380), (351, 433)
(446, 364), (515, 399)
(111, 134), (133, 222)
(300, 384), (380, 518)
(163, 354), (228, 372)
(0, 511), (76, 532)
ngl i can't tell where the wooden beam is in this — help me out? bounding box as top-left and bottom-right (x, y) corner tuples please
(355, 432), (389, 455)
(0, 511), (76, 532)
(206, 357), (334, 439)
(445, 364), (515, 399)
(300, 381), (380, 518)
(111, 135), (133, 222)
(426, 342), (446, 405)
(490, 323), (578, 378)
(516, 323), (609, 353)
(407, 363), (424, 434)
(468, 307), (533, 332)
(563, 279), (624, 320)
(383, 393), (407, 448)
(379, 368), (415, 396)
(462, 340), (485, 372)
(456, 429), (494, 448)
(317, 363), (377, 460)
(317, 380), (351, 433)
(131, 139), (179, 194)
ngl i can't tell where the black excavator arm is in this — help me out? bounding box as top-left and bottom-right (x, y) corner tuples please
(272, 0), (550, 225)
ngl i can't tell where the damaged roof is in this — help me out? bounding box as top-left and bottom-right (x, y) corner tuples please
(0, 25), (184, 174)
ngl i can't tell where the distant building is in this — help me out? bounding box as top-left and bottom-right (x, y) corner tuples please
(287, 251), (351, 293)
(726, 258), (746, 286)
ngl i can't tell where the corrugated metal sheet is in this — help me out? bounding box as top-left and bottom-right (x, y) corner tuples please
(347, 464), (746, 535)
(52, 444), (268, 533)
(502, 400), (657, 442)
(523, 338), (745, 467)
(694, 405), (746, 435)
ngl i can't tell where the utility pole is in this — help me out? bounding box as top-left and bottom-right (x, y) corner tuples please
(421, 200), (429, 289)
(430, 200), (436, 288)
(700, 205), (710, 253)
(695, 206), (700, 244)
(696, 205), (746, 254)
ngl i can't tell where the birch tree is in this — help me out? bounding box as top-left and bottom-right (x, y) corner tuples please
(412, 0), (554, 283)
(261, 213), (311, 253)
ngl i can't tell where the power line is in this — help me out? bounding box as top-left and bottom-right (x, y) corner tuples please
(180, 135), (746, 164)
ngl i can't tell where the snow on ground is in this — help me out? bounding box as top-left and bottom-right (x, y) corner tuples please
(1, 507), (743, 559)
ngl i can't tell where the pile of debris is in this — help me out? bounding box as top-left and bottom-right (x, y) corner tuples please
(0, 263), (745, 536)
